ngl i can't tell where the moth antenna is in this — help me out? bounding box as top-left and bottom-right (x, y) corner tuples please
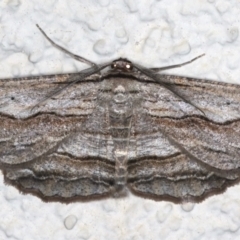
(150, 54), (205, 72)
(36, 24), (97, 67)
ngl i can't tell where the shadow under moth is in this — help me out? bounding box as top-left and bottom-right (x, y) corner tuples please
(0, 25), (239, 203)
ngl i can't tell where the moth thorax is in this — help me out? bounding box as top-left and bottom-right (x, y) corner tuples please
(113, 85), (128, 104)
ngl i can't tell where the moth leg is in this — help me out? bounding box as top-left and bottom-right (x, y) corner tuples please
(150, 54), (205, 72)
(36, 24), (97, 67)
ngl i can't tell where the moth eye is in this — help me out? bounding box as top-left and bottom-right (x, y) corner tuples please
(125, 63), (132, 70)
(111, 63), (117, 68)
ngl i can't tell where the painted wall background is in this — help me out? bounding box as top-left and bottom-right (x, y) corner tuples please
(0, 0), (240, 239)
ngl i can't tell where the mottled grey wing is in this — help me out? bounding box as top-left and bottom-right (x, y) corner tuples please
(127, 76), (240, 203)
(0, 74), (115, 202)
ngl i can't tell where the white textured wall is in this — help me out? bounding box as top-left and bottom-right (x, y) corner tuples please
(0, 0), (240, 239)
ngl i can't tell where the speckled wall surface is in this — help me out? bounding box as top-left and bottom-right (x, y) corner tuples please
(0, 0), (240, 239)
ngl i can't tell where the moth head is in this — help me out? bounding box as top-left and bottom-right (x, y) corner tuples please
(111, 59), (133, 72)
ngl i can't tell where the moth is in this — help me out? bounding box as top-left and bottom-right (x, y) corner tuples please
(0, 25), (239, 203)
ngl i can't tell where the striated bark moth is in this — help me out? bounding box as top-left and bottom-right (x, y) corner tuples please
(0, 25), (239, 203)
